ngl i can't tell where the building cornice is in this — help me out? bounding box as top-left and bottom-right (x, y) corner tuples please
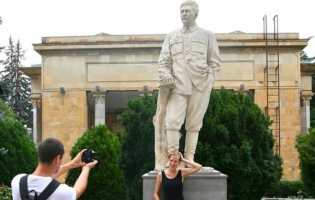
(18, 67), (41, 79)
(37, 47), (303, 57)
(33, 33), (310, 55)
(301, 64), (315, 76)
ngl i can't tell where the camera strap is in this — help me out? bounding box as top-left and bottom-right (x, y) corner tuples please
(20, 174), (60, 200)
(64, 168), (78, 185)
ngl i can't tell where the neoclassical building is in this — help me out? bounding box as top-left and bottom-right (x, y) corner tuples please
(20, 31), (313, 180)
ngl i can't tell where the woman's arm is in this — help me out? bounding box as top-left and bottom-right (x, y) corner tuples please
(153, 172), (162, 200)
(180, 153), (202, 178)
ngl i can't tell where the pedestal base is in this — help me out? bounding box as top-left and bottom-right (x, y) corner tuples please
(143, 168), (228, 200)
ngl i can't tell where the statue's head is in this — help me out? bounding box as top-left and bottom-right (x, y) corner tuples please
(180, 0), (199, 27)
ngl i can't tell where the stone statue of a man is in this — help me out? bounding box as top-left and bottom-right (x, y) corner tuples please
(154, 0), (221, 168)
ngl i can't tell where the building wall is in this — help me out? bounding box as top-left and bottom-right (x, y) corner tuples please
(41, 50), (160, 91)
(40, 49), (161, 169)
(42, 91), (87, 164)
(279, 88), (301, 180)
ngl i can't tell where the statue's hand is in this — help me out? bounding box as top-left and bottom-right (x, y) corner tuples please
(161, 77), (176, 87)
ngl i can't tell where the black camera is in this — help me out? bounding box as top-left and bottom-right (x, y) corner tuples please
(82, 150), (97, 163)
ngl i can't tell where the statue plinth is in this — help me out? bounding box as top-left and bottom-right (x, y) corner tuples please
(143, 168), (228, 200)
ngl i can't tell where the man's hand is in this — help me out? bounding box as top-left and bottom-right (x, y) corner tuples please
(161, 77), (176, 87)
(82, 160), (98, 170)
(70, 149), (87, 168)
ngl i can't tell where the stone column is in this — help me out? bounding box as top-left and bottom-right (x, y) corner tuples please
(300, 95), (312, 134)
(93, 91), (106, 126)
(31, 98), (42, 147)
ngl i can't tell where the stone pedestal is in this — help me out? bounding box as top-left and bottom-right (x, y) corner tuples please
(143, 168), (227, 200)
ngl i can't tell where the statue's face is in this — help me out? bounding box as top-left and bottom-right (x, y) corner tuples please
(180, 5), (196, 27)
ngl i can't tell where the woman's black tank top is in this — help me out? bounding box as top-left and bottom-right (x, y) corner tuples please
(162, 170), (184, 200)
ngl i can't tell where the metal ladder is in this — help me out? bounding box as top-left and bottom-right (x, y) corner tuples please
(263, 15), (281, 155)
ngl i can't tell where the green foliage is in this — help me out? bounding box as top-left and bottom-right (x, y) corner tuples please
(265, 180), (310, 198)
(0, 37), (32, 128)
(0, 148), (8, 155)
(0, 79), (11, 102)
(119, 93), (156, 200)
(295, 127), (315, 197)
(0, 184), (12, 200)
(0, 99), (37, 186)
(301, 50), (315, 62)
(67, 124), (127, 200)
(273, 154), (284, 184)
(263, 154), (284, 197)
(0, 99), (15, 121)
(193, 87), (278, 200)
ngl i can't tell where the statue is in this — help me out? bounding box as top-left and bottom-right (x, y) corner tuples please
(153, 0), (221, 170)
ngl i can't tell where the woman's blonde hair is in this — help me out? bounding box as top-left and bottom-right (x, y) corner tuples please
(168, 152), (182, 161)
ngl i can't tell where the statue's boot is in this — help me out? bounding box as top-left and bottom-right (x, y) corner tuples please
(165, 130), (180, 168)
(184, 131), (199, 168)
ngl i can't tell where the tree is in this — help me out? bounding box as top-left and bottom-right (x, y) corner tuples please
(67, 125), (127, 200)
(0, 37), (32, 128)
(295, 127), (315, 197)
(0, 78), (11, 101)
(0, 45), (4, 63)
(119, 88), (279, 200)
(0, 183), (12, 200)
(119, 93), (156, 200)
(0, 148), (8, 155)
(0, 99), (38, 186)
(301, 51), (315, 62)
(0, 99), (15, 120)
(189, 88), (277, 200)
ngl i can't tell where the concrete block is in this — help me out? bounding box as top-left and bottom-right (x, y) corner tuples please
(143, 169), (227, 200)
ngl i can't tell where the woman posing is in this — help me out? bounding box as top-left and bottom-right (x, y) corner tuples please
(153, 152), (202, 200)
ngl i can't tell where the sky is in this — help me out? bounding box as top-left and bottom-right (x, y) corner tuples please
(1, 0), (315, 68)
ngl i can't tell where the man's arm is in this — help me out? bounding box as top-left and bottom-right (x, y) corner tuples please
(158, 33), (176, 87)
(52, 149), (86, 179)
(73, 160), (98, 199)
(207, 32), (221, 81)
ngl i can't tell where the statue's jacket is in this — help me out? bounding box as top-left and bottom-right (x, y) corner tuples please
(158, 24), (221, 95)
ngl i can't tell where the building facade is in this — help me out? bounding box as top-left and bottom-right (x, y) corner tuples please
(21, 32), (312, 180)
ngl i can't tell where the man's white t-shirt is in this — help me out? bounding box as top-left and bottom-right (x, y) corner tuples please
(11, 174), (76, 200)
